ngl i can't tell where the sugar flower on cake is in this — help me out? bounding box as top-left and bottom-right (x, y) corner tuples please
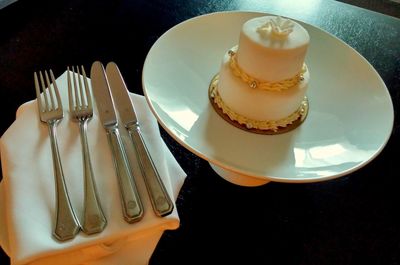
(257, 16), (295, 38)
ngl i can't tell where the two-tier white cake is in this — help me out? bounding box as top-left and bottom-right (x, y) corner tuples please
(210, 15), (310, 133)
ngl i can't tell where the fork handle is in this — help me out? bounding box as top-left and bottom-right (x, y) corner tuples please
(127, 124), (174, 217)
(107, 127), (143, 223)
(48, 122), (80, 241)
(79, 119), (107, 234)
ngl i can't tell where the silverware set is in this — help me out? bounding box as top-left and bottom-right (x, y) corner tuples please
(34, 62), (173, 242)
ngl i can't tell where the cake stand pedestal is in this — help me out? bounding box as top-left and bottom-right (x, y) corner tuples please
(209, 163), (270, 187)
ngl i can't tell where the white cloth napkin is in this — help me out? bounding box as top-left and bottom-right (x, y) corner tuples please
(0, 71), (186, 265)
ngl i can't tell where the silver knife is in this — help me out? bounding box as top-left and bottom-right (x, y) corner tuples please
(90, 61), (143, 223)
(106, 62), (174, 217)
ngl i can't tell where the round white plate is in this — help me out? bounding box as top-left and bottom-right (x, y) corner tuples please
(142, 11), (394, 186)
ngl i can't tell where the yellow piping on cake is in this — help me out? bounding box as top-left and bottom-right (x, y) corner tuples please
(228, 48), (307, 91)
(210, 84), (307, 132)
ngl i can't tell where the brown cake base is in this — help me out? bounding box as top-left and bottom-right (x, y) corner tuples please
(208, 74), (309, 135)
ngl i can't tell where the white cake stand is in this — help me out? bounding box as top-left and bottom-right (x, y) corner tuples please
(142, 11), (394, 187)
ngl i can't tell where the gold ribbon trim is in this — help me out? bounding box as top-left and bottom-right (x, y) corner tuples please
(209, 76), (308, 132)
(228, 49), (307, 91)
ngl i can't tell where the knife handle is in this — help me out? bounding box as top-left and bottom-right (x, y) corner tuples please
(107, 127), (144, 223)
(128, 124), (174, 217)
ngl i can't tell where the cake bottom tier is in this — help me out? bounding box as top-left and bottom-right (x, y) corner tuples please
(210, 75), (309, 133)
(211, 49), (310, 133)
(219, 50), (309, 116)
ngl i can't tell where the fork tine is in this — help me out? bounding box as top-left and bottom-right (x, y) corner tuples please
(39, 71), (50, 111)
(44, 70), (56, 111)
(34, 72), (44, 113)
(72, 66), (81, 109)
(50, 69), (62, 110)
(81, 65), (92, 109)
(76, 66), (85, 108)
(67, 66), (74, 112)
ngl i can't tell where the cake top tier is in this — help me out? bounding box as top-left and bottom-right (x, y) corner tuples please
(243, 16), (309, 49)
(236, 15), (310, 82)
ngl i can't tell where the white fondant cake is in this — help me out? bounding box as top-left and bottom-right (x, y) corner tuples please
(213, 15), (310, 131)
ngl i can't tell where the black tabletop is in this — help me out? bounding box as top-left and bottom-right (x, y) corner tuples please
(1, 0), (400, 264)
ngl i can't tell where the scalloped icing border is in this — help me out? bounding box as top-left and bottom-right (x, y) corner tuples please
(209, 74), (309, 135)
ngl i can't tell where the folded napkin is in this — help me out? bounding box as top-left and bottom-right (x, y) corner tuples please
(0, 71), (186, 265)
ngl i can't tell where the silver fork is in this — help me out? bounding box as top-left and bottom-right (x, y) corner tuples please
(34, 70), (80, 241)
(67, 66), (107, 235)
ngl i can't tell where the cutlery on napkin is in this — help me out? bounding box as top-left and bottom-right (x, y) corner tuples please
(104, 61), (174, 217)
(91, 62), (144, 223)
(0, 71), (186, 265)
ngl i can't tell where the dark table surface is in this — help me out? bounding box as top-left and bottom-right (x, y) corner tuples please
(1, 0), (400, 264)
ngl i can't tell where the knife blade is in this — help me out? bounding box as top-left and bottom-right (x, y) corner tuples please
(90, 61), (143, 223)
(106, 62), (174, 217)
